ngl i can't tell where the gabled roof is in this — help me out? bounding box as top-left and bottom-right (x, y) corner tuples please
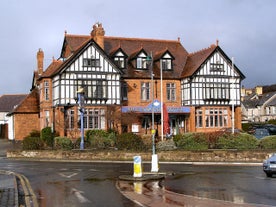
(42, 34), (189, 80)
(154, 49), (175, 61)
(53, 38), (123, 77)
(257, 91), (276, 106)
(104, 36), (188, 79)
(60, 34), (90, 58)
(0, 94), (27, 112)
(242, 99), (259, 109)
(267, 96), (276, 106)
(43, 27), (245, 82)
(7, 88), (39, 116)
(182, 45), (246, 79)
(39, 59), (63, 78)
(182, 45), (217, 78)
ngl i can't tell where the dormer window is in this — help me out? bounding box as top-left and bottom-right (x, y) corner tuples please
(160, 52), (174, 70)
(136, 53), (147, 69)
(113, 51), (126, 69)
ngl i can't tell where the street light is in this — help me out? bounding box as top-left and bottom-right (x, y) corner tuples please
(146, 53), (155, 154)
(146, 52), (158, 172)
(77, 87), (85, 150)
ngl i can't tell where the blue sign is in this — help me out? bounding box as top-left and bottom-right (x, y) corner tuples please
(121, 100), (190, 114)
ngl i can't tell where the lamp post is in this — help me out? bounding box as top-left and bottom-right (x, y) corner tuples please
(146, 52), (158, 172)
(77, 87), (85, 150)
(146, 53), (155, 154)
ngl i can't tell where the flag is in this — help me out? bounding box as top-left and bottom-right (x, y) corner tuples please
(163, 103), (170, 135)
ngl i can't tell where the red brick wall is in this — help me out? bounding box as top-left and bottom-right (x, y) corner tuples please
(14, 113), (40, 140)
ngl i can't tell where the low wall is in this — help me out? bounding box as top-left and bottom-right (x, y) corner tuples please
(7, 150), (275, 163)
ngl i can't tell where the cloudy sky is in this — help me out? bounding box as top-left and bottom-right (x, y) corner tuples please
(0, 0), (275, 94)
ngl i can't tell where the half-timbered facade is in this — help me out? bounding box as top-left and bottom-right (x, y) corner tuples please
(182, 45), (245, 132)
(35, 24), (123, 137)
(9, 23), (245, 140)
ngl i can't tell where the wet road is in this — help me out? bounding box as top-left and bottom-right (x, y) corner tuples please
(0, 159), (275, 207)
(161, 164), (276, 206)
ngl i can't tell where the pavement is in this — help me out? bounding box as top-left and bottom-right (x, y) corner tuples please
(0, 139), (38, 207)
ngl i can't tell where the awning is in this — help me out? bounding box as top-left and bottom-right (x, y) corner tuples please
(121, 100), (190, 114)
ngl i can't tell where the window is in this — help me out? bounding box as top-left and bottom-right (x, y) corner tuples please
(44, 81), (49, 101)
(161, 59), (172, 70)
(67, 110), (74, 129)
(196, 109), (203, 128)
(204, 83), (230, 100)
(94, 81), (105, 98)
(121, 82), (128, 100)
(75, 79), (107, 100)
(166, 83), (176, 101)
(83, 58), (101, 67)
(205, 108), (228, 128)
(80, 108), (105, 129)
(114, 57), (125, 68)
(210, 63), (224, 72)
(136, 53), (148, 69)
(141, 82), (150, 101)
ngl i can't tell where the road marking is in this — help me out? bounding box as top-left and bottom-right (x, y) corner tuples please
(58, 172), (78, 178)
(71, 188), (91, 203)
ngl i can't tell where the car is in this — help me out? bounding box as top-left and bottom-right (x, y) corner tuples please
(249, 124), (276, 139)
(254, 127), (270, 139)
(263, 153), (276, 177)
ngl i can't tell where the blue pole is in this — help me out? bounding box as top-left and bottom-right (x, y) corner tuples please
(78, 93), (84, 150)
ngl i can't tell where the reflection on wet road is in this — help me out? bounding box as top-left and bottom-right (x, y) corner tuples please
(117, 180), (273, 207)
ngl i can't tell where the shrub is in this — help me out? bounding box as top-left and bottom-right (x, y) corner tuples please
(116, 132), (145, 151)
(216, 133), (258, 150)
(41, 127), (54, 148)
(258, 135), (276, 149)
(54, 137), (73, 150)
(156, 139), (176, 151)
(174, 133), (208, 150)
(173, 134), (183, 145)
(29, 130), (41, 137)
(22, 137), (44, 150)
(73, 138), (91, 149)
(86, 129), (116, 149)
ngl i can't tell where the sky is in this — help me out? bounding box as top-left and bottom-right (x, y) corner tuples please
(0, 0), (275, 94)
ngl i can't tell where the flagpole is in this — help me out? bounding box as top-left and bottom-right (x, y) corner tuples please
(231, 57), (235, 134)
(160, 60), (164, 141)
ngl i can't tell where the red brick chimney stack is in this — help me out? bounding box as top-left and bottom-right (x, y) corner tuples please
(37, 48), (44, 75)
(90, 23), (105, 49)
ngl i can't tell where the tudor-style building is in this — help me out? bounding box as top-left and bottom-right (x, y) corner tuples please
(182, 46), (245, 133)
(9, 23), (245, 140)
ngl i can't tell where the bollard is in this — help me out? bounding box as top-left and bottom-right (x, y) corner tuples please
(133, 156), (142, 177)
(151, 154), (159, 172)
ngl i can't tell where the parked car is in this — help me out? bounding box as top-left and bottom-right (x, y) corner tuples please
(263, 153), (276, 177)
(249, 124), (276, 139)
(254, 128), (270, 139)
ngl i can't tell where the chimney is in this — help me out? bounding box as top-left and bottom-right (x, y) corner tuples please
(90, 23), (105, 49)
(37, 48), (44, 75)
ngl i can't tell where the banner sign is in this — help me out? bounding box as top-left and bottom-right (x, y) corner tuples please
(121, 100), (190, 114)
